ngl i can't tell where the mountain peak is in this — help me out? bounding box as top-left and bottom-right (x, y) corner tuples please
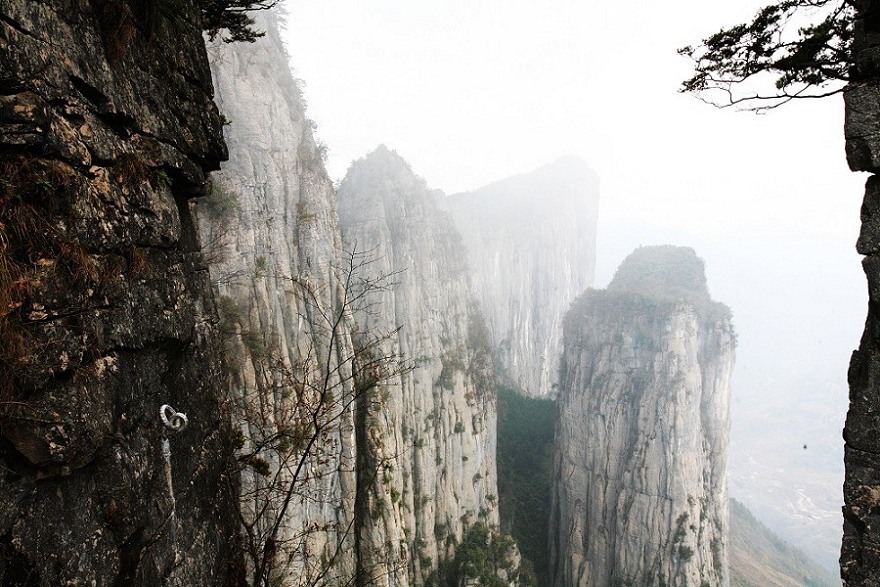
(608, 245), (709, 299)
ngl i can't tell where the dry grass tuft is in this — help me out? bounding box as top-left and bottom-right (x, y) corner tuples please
(57, 241), (100, 287)
(0, 157), (91, 401)
(90, 0), (140, 65)
(124, 246), (148, 276)
(113, 152), (153, 187)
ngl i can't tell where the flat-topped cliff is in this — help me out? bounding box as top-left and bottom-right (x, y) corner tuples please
(550, 246), (735, 587)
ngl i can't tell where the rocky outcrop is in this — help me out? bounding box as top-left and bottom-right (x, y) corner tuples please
(550, 246), (735, 587)
(204, 16), (509, 584)
(202, 13), (358, 585)
(0, 1), (238, 585)
(445, 157), (599, 397)
(338, 146), (502, 585)
(842, 2), (880, 583)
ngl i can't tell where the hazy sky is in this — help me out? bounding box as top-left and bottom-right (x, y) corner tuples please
(281, 0), (864, 239)
(280, 0), (866, 565)
(279, 0), (866, 392)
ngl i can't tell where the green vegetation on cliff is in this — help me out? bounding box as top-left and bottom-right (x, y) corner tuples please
(496, 385), (556, 584)
(608, 245), (710, 299)
(583, 245), (732, 324)
(426, 523), (525, 587)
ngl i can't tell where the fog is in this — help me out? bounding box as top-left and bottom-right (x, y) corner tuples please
(281, 0), (865, 569)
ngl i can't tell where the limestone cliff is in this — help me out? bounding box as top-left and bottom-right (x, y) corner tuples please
(0, 1), (238, 585)
(337, 146), (503, 585)
(842, 2), (880, 582)
(550, 246), (735, 587)
(445, 157), (599, 397)
(204, 17), (509, 585)
(202, 12), (358, 585)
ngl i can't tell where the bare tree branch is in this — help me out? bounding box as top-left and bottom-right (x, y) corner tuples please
(220, 246), (413, 586)
(679, 0), (854, 112)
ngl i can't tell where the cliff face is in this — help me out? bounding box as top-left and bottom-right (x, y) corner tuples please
(338, 147), (501, 585)
(205, 17), (506, 584)
(842, 2), (880, 582)
(202, 13), (358, 585)
(550, 246), (734, 587)
(445, 157), (599, 397)
(0, 1), (238, 585)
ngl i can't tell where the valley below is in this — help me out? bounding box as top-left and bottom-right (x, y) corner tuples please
(0, 2), (867, 587)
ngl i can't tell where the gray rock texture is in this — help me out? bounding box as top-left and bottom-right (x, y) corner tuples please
(842, 2), (880, 583)
(0, 1), (239, 585)
(338, 146), (501, 585)
(550, 246), (735, 587)
(445, 157), (599, 397)
(204, 17), (507, 584)
(202, 13), (359, 585)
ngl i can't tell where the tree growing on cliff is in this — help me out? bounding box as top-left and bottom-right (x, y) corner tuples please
(92, 0), (279, 56)
(199, 0), (279, 42)
(425, 523), (523, 587)
(679, 0), (854, 111)
(222, 248), (410, 587)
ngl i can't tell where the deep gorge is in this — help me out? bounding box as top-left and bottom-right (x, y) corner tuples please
(0, 2), (874, 587)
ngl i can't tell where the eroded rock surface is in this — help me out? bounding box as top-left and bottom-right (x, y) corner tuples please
(205, 17), (511, 583)
(550, 246), (735, 587)
(0, 1), (237, 585)
(338, 146), (502, 585)
(202, 13), (359, 585)
(842, 2), (880, 583)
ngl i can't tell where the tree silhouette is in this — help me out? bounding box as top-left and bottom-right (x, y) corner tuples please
(199, 0), (279, 43)
(679, 0), (854, 111)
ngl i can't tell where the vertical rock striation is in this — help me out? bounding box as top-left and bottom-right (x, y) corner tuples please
(842, 1), (880, 582)
(0, 1), (238, 585)
(338, 146), (501, 585)
(550, 246), (735, 587)
(203, 13), (358, 585)
(445, 156), (599, 397)
(205, 19), (508, 585)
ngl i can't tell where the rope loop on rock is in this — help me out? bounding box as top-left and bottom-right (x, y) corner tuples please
(159, 404), (188, 433)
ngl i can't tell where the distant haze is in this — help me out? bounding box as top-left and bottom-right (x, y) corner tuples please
(280, 0), (865, 569)
(282, 0), (862, 237)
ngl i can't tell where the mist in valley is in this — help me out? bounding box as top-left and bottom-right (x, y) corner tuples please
(277, 0), (864, 575)
(2, 1), (869, 585)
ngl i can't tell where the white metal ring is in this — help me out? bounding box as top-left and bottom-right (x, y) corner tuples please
(159, 404), (188, 433)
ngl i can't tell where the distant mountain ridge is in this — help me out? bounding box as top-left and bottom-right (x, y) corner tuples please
(729, 498), (837, 587)
(446, 156), (599, 397)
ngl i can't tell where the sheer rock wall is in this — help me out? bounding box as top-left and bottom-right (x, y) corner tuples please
(205, 16), (502, 583)
(842, 1), (880, 583)
(0, 1), (238, 585)
(445, 157), (599, 397)
(338, 146), (500, 585)
(202, 13), (359, 585)
(550, 247), (735, 587)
